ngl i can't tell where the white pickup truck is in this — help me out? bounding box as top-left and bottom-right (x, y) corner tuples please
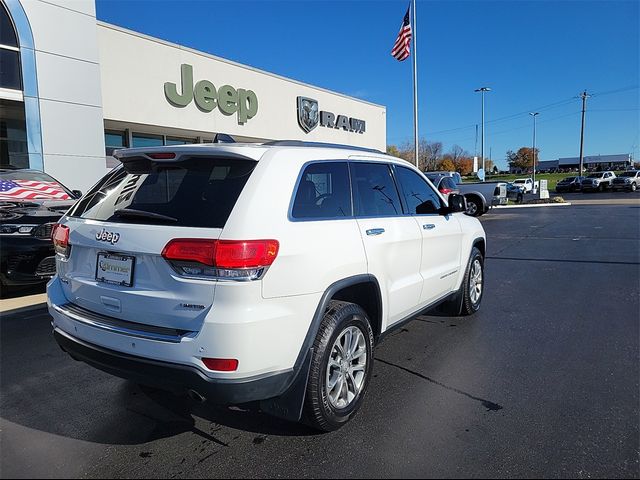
(513, 178), (539, 193)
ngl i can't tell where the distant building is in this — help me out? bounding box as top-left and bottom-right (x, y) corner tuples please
(512, 154), (632, 173)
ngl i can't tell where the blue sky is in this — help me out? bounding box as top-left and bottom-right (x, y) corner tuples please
(96, 0), (639, 168)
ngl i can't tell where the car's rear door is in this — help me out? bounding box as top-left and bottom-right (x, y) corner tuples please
(351, 161), (423, 328)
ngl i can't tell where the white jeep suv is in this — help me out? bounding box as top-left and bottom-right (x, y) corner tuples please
(48, 141), (486, 431)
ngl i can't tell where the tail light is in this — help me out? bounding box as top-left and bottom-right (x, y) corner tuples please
(146, 152), (176, 160)
(202, 358), (239, 372)
(162, 239), (279, 281)
(51, 223), (70, 257)
(439, 188), (453, 195)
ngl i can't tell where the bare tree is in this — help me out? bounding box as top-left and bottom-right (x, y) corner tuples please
(449, 145), (466, 163)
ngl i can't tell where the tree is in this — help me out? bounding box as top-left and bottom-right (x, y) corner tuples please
(449, 145), (466, 163)
(386, 145), (401, 157)
(422, 141), (443, 171)
(437, 158), (456, 172)
(507, 147), (539, 171)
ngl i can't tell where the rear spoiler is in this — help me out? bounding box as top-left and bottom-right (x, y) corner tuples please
(114, 149), (255, 174)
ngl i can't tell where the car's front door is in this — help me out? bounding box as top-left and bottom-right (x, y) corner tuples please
(394, 166), (463, 305)
(350, 162), (423, 328)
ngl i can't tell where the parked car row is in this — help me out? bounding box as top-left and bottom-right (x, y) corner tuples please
(554, 171), (639, 193)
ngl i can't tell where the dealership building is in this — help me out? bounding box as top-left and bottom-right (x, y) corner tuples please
(1, 0), (386, 191)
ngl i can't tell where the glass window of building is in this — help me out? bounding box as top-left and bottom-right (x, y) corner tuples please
(0, 99), (28, 168)
(132, 133), (163, 148)
(0, 4), (27, 169)
(0, 3), (21, 91)
(165, 136), (196, 146)
(0, 3), (18, 48)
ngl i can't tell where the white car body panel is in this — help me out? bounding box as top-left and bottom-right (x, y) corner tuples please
(48, 143), (486, 388)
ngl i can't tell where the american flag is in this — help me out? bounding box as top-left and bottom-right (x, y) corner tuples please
(391, 5), (412, 61)
(0, 179), (71, 200)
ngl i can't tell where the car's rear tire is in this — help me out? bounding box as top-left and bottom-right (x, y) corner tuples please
(631, 183), (637, 192)
(459, 247), (484, 316)
(302, 300), (374, 432)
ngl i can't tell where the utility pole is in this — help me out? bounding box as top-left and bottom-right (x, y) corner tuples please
(530, 112), (539, 194)
(475, 87), (491, 181)
(579, 90), (591, 177)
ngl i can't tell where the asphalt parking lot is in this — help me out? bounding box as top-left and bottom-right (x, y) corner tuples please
(1, 193), (638, 479)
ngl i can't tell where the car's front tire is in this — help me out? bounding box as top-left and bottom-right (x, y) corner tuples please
(303, 300), (374, 432)
(460, 247), (484, 316)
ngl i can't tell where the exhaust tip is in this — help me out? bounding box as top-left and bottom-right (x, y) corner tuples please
(187, 389), (206, 403)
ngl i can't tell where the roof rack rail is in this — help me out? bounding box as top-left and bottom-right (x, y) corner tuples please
(262, 140), (384, 155)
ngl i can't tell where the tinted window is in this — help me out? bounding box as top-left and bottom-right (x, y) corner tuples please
(291, 162), (351, 219)
(0, 49), (21, 90)
(395, 166), (442, 215)
(1, 3), (18, 47)
(68, 157), (256, 228)
(351, 162), (402, 216)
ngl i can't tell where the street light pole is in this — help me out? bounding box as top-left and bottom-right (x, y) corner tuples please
(578, 90), (591, 177)
(475, 87), (491, 181)
(530, 112), (539, 194)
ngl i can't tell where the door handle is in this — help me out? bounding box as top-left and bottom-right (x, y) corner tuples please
(423, 224), (436, 230)
(366, 228), (385, 236)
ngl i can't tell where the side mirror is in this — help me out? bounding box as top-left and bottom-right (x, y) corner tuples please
(443, 194), (466, 215)
(72, 190), (83, 199)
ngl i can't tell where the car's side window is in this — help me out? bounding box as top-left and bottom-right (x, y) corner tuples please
(291, 162), (352, 219)
(350, 162), (403, 217)
(395, 166), (443, 215)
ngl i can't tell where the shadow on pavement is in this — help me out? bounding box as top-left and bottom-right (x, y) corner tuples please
(0, 308), (319, 446)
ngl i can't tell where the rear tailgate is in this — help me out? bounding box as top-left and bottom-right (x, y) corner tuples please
(56, 153), (257, 332)
(57, 219), (221, 332)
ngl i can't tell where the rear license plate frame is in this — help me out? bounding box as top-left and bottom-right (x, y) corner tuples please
(95, 252), (135, 287)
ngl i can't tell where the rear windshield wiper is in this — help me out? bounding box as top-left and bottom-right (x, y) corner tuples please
(113, 208), (177, 223)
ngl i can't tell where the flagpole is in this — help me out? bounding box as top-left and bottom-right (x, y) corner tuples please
(411, 0), (419, 168)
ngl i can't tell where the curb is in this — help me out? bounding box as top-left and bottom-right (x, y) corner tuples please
(0, 302), (47, 316)
(0, 294), (48, 317)
(494, 202), (572, 209)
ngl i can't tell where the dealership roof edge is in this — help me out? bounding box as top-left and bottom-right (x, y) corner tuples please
(97, 21), (386, 110)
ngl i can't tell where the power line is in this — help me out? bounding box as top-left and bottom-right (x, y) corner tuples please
(591, 85), (639, 97)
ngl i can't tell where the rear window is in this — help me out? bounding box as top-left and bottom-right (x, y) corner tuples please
(291, 162), (351, 219)
(67, 157), (256, 228)
(441, 177), (457, 189)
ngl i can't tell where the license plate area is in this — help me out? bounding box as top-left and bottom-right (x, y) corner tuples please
(95, 252), (135, 287)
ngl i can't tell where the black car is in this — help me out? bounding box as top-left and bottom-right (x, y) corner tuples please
(555, 176), (584, 193)
(0, 169), (79, 296)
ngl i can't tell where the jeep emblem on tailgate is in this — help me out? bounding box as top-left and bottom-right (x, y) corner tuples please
(96, 228), (120, 245)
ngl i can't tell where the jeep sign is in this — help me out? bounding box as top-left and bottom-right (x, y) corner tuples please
(164, 64), (258, 124)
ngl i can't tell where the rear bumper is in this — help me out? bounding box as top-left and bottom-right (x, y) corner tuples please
(54, 327), (295, 404)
